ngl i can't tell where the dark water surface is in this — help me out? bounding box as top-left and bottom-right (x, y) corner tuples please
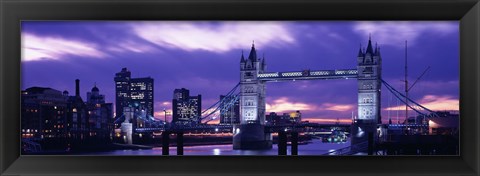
(82, 139), (351, 155)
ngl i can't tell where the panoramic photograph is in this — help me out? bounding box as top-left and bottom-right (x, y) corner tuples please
(20, 21), (459, 155)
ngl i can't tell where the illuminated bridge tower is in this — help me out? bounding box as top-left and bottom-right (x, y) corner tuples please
(352, 37), (382, 146)
(233, 43), (272, 149)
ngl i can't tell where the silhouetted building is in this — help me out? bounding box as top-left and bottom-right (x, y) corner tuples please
(219, 95), (240, 124)
(21, 79), (114, 152)
(172, 88), (202, 125)
(65, 79), (89, 141)
(114, 68), (154, 119)
(21, 87), (68, 139)
(86, 84), (114, 141)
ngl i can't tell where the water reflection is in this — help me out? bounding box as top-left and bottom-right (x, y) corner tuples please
(213, 148), (221, 155)
(83, 139), (350, 156)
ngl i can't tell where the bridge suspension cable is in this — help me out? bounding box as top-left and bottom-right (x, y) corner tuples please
(114, 114), (125, 124)
(199, 82), (241, 124)
(381, 79), (439, 117)
(201, 82), (239, 114)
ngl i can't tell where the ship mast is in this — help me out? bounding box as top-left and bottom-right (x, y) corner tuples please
(405, 40), (409, 124)
(403, 40), (430, 125)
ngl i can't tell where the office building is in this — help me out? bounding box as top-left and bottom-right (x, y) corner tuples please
(172, 88), (202, 125)
(114, 68), (154, 119)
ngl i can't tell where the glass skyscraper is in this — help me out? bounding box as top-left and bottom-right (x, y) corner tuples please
(114, 68), (154, 119)
(172, 88), (202, 125)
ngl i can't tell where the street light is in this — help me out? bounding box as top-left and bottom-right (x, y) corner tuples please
(163, 108), (168, 125)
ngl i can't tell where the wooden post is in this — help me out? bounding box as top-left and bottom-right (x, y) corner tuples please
(162, 131), (170, 155)
(177, 132), (184, 155)
(291, 132), (298, 155)
(368, 132), (374, 155)
(278, 131), (287, 155)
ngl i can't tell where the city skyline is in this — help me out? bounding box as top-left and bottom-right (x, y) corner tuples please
(21, 21), (459, 124)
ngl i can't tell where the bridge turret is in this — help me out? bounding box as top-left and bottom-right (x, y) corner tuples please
(357, 44), (365, 64)
(240, 50), (246, 63)
(261, 54), (266, 72)
(365, 36), (374, 55)
(244, 42), (259, 70)
(357, 44), (364, 57)
(240, 50), (246, 69)
(248, 42), (257, 63)
(374, 45), (382, 64)
(361, 36), (375, 64)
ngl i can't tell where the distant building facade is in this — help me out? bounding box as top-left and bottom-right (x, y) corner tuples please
(172, 88), (202, 125)
(288, 110), (302, 123)
(219, 95), (240, 124)
(114, 68), (154, 119)
(65, 79), (89, 140)
(265, 111), (302, 125)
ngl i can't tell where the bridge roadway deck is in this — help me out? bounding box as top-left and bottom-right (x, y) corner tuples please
(134, 123), (351, 133)
(257, 69), (358, 82)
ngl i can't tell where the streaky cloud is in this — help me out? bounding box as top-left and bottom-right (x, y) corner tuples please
(131, 21), (296, 53)
(266, 97), (314, 113)
(353, 21), (458, 47)
(266, 97), (354, 114)
(106, 39), (157, 54)
(22, 33), (108, 62)
(302, 118), (352, 124)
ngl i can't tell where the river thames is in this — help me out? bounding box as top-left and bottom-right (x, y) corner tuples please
(81, 139), (351, 156)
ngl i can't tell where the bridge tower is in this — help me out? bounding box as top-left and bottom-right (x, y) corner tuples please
(352, 37), (382, 147)
(233, 43), (272, 149)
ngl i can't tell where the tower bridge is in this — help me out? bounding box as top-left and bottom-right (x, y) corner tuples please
(234, 37), (382, 149)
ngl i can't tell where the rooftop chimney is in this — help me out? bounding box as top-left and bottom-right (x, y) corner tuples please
(75, 79), (80, 97)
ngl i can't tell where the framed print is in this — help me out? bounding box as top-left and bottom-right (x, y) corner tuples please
(18, 20), (460, 156)
(1, 0), (479, 175)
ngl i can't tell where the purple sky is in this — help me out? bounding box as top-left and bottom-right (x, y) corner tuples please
(21, 21), (459, 124)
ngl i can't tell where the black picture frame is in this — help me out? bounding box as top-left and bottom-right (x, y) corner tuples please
(1, 0), (479, 175)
